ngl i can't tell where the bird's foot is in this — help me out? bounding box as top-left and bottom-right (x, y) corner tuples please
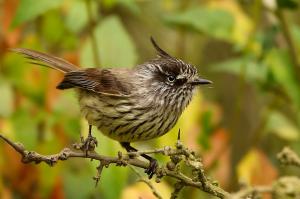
(73, 125), (98, 156)
(81, 134), (98, 155)
(73, 135), (98, 155)
(120, 142), (158, 179)
(145, 158), (158, 179)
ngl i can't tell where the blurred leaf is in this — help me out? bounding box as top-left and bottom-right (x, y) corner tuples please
(276, 0), (298, 9)
(38, 164), (61, 198)
(198, 110), (213, 150)
(237, 148), (277, 185)
(257, 25), (279, 52)
(12, 108), (38, 149)
(103, 0), (118, 9)
(65, 0), (88, 33)
(80, 15), (137, 67)
(63, 168), (95, 199)
(99, 0), (140, 14)
(164, 7), (234, 40)
(61, 117), (81, 140)
(41, 11), (65, 44)
(266, 111), (299, 141)
(0, 78), (14, 117)
(213, 57), (267, 82)
(40, 10), (78, 50)
(11, 0), (63, 27)
(202, 128), (230, 185)
(52, 91), (80, 139)
(53, 92), (79, 116)
(118, 0), (140, 15)
(3, 42), (49, 106)
(65, 0), (98, 33)
(100, 165), (129, 199)
(208, 0), (254, 48)
(3, 53), (28, 87)
(264, 49), (300, 111)
(291, 25), (300, 54)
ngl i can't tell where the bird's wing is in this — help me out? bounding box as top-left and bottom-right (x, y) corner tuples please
(57, 68), (132, 96)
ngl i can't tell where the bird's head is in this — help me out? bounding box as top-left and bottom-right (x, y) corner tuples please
(136, 37), (212, 108)
(142, 38), (211, 90)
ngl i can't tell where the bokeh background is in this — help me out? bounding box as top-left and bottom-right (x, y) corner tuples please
(1, 0), (300, 198)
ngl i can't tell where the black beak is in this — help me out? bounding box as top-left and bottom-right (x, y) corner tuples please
(191, 77), (213, 85)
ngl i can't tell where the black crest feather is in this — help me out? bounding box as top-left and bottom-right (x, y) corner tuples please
(150, 37), (173, 59)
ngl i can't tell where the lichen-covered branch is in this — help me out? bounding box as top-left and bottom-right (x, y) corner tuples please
(0, 133), (230, 199)
(2, 133), (300, 199)
(277, 147), (300, 167)
(229, 185), (273, 199)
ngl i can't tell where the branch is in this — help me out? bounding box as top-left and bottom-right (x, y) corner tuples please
(0, 133), (230, 198)
(229, 185), (272, 199)
(2, 133), (300, 199)
(277, 147), (300, 167)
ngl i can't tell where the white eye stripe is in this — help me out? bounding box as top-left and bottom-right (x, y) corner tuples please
(176, 74), (185, 79)
(152, 61), (198, 81)
(156, 65), (164, 74)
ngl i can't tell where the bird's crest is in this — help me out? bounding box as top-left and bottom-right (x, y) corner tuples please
(150, 37), (174, 59)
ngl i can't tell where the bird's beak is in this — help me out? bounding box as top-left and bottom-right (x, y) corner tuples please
(190, 77), (213, 85)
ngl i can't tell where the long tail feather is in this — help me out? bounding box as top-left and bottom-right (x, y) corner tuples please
(11, 48), (78, 73)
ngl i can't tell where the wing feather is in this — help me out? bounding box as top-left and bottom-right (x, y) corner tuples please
(57, 68), (132, 96)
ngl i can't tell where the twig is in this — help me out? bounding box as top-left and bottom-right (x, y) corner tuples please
(93, 161), (108, 187)
(130, 166), (163, 199)
(229, 185), (273, 199)
(0, 133), (230, 198)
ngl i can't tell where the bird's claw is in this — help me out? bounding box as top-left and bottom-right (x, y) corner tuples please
(82, 135), (98, 154)
(145, 159), (158, 179)
(73, 134), (98, 156)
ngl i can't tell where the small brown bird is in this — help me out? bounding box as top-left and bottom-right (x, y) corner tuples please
(12, 38), (212, 178)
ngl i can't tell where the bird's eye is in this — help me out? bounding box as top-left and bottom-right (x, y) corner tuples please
(167, 75), (176, 82)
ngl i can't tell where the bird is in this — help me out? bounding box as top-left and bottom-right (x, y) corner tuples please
(12, 37), (212, 178)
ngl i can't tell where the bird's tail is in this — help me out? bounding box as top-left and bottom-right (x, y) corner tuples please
(11, 48), (78, 73)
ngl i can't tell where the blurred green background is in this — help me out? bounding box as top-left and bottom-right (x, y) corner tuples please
(1, 0), (300, 198)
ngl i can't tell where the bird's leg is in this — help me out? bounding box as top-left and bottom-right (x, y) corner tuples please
(82, 125), (98, 155)
(120, 142), (158, 179)
(74, 125), (98, 156)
